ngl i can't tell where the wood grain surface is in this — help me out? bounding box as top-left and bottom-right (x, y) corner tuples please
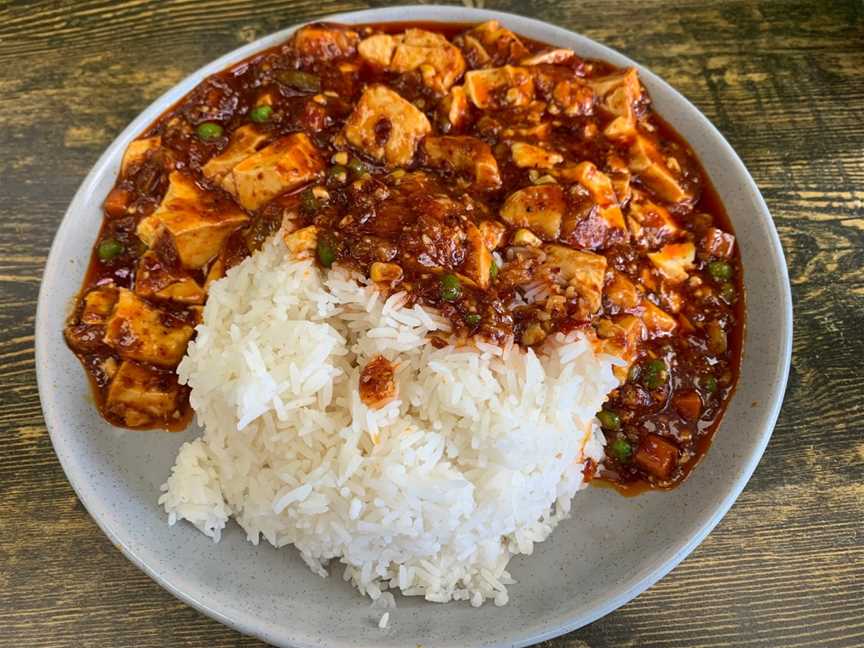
(1, 1), (862, 646)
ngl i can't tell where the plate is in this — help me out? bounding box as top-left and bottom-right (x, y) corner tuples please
(35, 6), (792, 647)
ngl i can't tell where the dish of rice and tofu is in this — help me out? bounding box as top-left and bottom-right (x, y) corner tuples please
(63, 20), (744, 608)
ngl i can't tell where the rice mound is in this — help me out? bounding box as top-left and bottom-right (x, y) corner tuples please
(160, 236), (621, 607)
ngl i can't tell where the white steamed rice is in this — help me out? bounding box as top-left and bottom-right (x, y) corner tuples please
(159, 235), (621, 608)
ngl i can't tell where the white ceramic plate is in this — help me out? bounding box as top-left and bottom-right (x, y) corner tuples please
(36, 6), (792, 647)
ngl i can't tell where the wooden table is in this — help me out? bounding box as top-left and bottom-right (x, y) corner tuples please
(2, 1), (862, 646)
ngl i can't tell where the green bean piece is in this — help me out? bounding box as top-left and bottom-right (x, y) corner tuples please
(316, 238), (336, 268)
(196, 122), (223, 140)
(708, 260), (733, 281)
(97, 239), (124, 261)
(249, 105), (273, 123)
(609, 438), (633, 462)
(277, 70), (321, 93)
(489, 260), (499, 280)
(597, 409), (621, 431)
(440, 273), (462, 302)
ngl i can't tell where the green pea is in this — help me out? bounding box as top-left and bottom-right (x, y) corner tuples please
(708, 261), (733, 281)
(464, 312), (482, 327)
(327, 165), (348, 185)
(300, 188), (319, 213)
(347, 157), (366, 179)
(489, 260), (499, 280)
(249, 105), (272, 123)
(609, 438), (633, 462)
(316, 238), (336, 267)
(643, 358), (667, 389)
(196, 122), (223, 140)
(720, 282), (737, 304)
(702, 375), (718, 393)
(277, 70), (321, 93)
(440, 273), (462, 302)
(97, 239), (124, 261)
(597, 409), (621, 431)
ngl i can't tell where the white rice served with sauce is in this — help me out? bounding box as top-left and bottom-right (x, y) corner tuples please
(159, 235), (621, 607)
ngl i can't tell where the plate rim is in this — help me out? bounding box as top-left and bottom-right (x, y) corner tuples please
(35, 5), (793, 647)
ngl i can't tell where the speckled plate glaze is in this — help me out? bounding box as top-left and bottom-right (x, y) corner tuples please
(35, 6), (792, 647)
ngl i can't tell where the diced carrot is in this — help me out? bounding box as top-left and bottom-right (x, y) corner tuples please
(634, 433), (678, 480)
(673, 390), (702, 420)
(582, 457), (597, 482)
(104, 187), (131, 217)
(701, 227), (735, 259)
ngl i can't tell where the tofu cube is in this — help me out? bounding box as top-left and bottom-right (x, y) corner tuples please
(458, 21), (529, 66)
(103, 289), (194, 367)
(201, 124), (269, 183)
(510, 142), (563, 169)
(627, 194), (682, 247)
(629, 134), (692, 204)
(648, 242), (696, 282)
(542, 244), (607, 314)
(597, 314), (646, 362)
(464, 66), (534, 109)
(461, 222), (493, 289)
(521, 48), (575, 66)
(551, 79), (594, 117)
(121, 136), (161, 176)
(80, 287), (118, 325)
(360, 29), (465, 92)
(137, 172), (249, 269)
(590, 68), (642, 142)
(358, 33), (396, 66)
(568, 161), (626, 231)
(221, 132), (325, 211)
(641, 299), (678, 335)
(292, 24), (359, 61)
(440, 85), (469, 129)
(478, 220), (506, 250)
(500, 185), (565, 240)
(343, 85), (431, 167)
(283, 225), (319, 258)
(134, 251), (206, 305)
(423, 136), (501, 189)
(605, 272), (641, 310)
(607, 154), (632, 205)
(105, 360), (183, 428)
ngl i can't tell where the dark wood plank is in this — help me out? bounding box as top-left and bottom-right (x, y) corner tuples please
(1, 1), (862, 646)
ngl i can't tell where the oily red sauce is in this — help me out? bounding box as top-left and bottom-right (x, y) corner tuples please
(64, 20), (743, 491)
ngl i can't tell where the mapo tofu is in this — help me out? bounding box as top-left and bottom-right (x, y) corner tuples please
(65, 20), (742, 493)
